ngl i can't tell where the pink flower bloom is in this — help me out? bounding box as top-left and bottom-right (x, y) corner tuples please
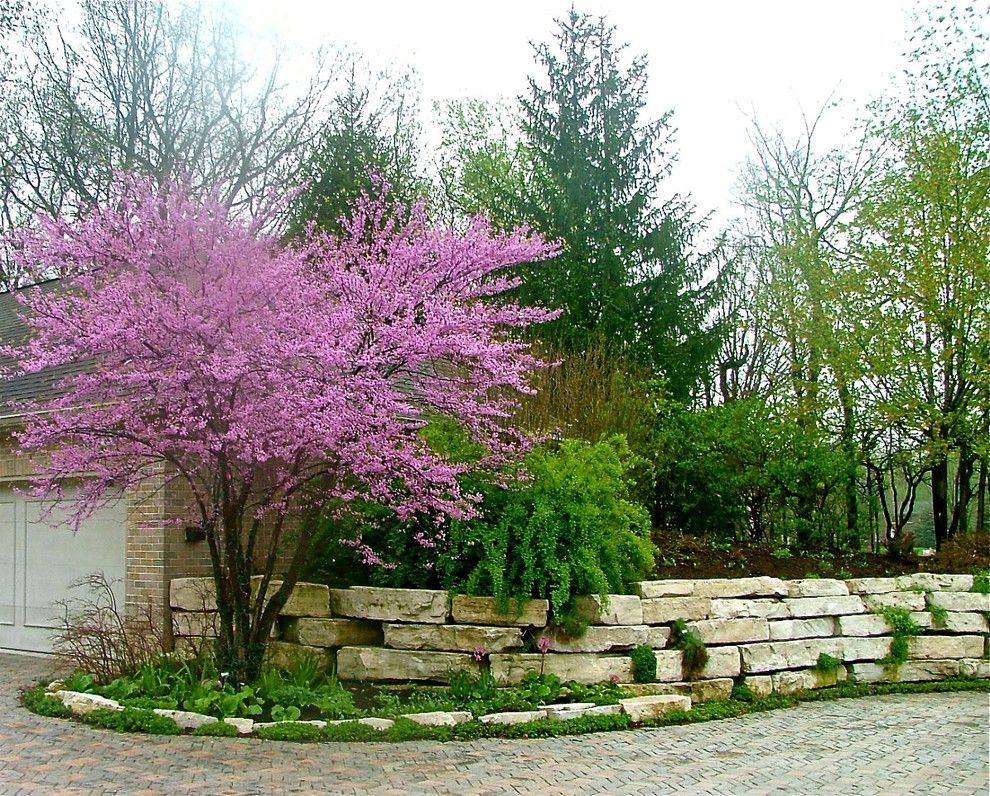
(537, 636), (551, 655)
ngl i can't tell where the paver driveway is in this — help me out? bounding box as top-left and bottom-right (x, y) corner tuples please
(1, 653), (987, 795)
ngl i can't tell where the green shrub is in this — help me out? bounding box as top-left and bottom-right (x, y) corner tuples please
(670, 619), (709, 679)
(453, 436), (655, 625)
(193, 721), (240, 737)
(815, 653), (842, 675)
(562, 680), (625, 705)
(80, 708), (181, 735)
(929, 604), (949, 628)
(973, 570), (989, 595)
(880, 607), (923, 666)
(256, 722), (325, 742)
(730, 681), (755, 703)
(630, 644), (657, 683)
(22, 686), (72, 718)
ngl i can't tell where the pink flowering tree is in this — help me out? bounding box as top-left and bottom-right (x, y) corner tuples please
(6, 175), (556, 680)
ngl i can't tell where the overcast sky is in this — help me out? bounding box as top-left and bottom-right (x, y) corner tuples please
(227, 0), (982, 230)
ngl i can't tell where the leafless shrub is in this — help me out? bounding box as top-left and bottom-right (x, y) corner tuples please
(51, 572), (168, 683)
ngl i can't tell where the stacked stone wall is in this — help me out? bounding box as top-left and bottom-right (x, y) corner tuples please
(169, 574), (990, 699)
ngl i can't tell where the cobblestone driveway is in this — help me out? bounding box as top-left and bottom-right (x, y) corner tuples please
(1, 653), (987, 795)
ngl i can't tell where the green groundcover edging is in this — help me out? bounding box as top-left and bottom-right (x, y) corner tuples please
(21, 678), (990, 744)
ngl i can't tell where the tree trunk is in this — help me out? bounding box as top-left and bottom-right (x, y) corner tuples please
(931, 455), (949, 550)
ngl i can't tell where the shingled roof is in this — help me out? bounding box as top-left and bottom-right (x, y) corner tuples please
(0, 279), (89, 418)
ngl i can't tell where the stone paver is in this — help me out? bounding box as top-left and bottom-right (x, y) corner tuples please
(1, 653), (987, 795)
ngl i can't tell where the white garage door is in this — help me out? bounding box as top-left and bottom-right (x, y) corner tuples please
(0, 488), (127, 653)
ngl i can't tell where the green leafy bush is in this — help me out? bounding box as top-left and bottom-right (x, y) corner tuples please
(22, 686), (72, 718)
(562, 680), (625, 705)
(80, 707), (181, 735)
(973, 570), (989, 595)
(630, 644), (657, 683)
(880, 607), (923, 666)
(193, 721), (240, 737)
(453, 436), (655, 624)
(670, 619), (709, 679)
(815, 653), (842, 675)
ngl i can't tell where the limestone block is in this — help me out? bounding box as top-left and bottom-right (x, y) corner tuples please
(959, 659), (990, 679)
(783, 595), (866, 618)
(657, 678), (734, 703)
(254, 720), (327, 731)
(573, 594), (644, 626)
(223, 718), (255, 735)
(845, 577), (899, 594)
(584, 703), (624, 716)
(641, 596), (712, 624)
(692, 577), (788, 599)
(699, 646), (741, 679)
(908, 635), (985, 660)
(709, 599), (790, 620)
(620, 694), (691, 722)
(489, 653), (633, 686)
(897, 573), (974, 592)
(251, 578), (331, 618)
(172, 611), (219, 637)
(544, 702), (596, 720)
(400, 710), (473, 726)
(839, 636), (893, 662)
(745, 675), (773, 698)
(169, 577), (217, 611)
(479, 710), (547, 725)
(634, 580), (694, 598)
(54, 691), (122, 716)
(784, 579), (849, 598)
(927, 591), (990, 613)
(654, 650), (685, 682)
(383, 623), (521, 653)
(851, 659), (961, 683)
(153, 709), (218, 730)
(645, 626), (672, 648)
(537, 625), (648, 653)
(862, 592), (927, 612)
(689, 618), (769, 645)
(740, 639), (843, 673)
(838, 613), (931, 636)
(331, 587), (449, 624)
(450, 595), (547, 626)
(284, 618), (382, 648)
(771, 666), (847, 695)
(768, 618), (836, 641)
(265, 641), (333, 672)
(935, 613), (989, 634)
(336, 647), (478, 683)
(325, 717), (395, 730)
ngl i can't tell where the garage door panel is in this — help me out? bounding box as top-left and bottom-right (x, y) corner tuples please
(0, 501), (14, 626)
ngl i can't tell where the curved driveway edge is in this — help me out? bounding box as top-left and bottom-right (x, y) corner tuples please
(1, 653), (987, 795)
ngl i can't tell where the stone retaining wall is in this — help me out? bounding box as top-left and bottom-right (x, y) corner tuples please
(169, 574), (990, 700)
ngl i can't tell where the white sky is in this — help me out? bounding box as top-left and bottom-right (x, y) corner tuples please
(225, 0), (978, 230)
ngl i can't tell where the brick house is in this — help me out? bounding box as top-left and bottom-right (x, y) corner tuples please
(0, 282), (210, 653)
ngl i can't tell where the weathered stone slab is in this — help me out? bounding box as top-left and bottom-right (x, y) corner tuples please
(634, 580), (694, 598)
(538, 625), (648, 653)
(584, 703), (624, 716)
(172, 610), (219, 637)
(959, 659), (990, 679)
(897, 573), (974, 592)
(710, 599), (790, 620)
(908, 635), (985, 660)
(851, 659), (961, 683)
(325, 717), (395, 730)
(544, 702), (596, 720)
(223, 718), (254, 735)
(863, 592), (927, 612)
(935, 612), (989, 634)
(55, 691), (122, 716)
(169, 577), (217, 611)
(265, 641), (333, 672)
(845, 577), (899, 595)
(383, 623), (521, 653)
(254, 720), (327, 731)
(840, 636), (893, 662)
(689, 618), (769, 645)
(785, 579), (849, 598)
(927, 591), (990, 612)
(336, 647), (479, 683)
(400, 710), (473, 726)
(285, 618), (382, 648)
(783, 595), (866, 618)
(746, 675), (773, 698)
(331, 587), (449, 624)
(692, 577), (788, 599)
(641, 596), (712, 624)
(489, 653), (633, 686)
(153, 709), (218, 730)
(573, 594), (644, 625)
(251, 578), (331, 618)
(768, 618), (835, 641)
(479, 709), (547, 725)
(838, 613), (931, 636)
(771, 665), (847, 695)
(620, 694), (691, 722)
(655, 649), (685, 682)
(645, 626), (672, 648)
(740, 639), (843, 673)
(657, 678), (734, 703)
(450, 595), (547, 626)
(699, 646), (741, 679)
